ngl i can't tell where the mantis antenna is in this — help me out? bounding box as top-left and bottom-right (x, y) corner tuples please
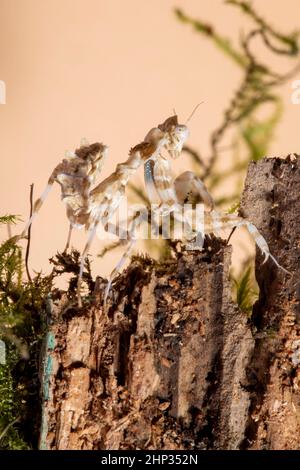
(185, 102), (204, 124)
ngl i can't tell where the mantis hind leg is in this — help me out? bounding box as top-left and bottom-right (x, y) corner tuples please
(77, 224), (98, 307)
(64, 223), (73, 252)
(103, 238), (137, 307)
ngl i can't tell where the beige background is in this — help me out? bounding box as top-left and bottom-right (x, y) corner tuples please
(0, 0), (299, 281)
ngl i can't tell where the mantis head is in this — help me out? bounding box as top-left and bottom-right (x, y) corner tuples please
(158, 115), (190, 159)
(75, 142), (108, 170)
(168, 124), (189, 159)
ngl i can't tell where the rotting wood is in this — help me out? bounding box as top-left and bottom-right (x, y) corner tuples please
(39, 155), (300, 450)
(240, 154), (300, 450)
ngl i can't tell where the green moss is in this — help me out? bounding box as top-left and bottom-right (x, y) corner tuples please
(0, 215), (53, 449)
(0, 347), (29, 449)
(233, 265), (258, 315)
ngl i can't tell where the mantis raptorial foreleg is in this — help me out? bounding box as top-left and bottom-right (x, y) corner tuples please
(174, 171), (215, 210)
(144, 115), (206, 247)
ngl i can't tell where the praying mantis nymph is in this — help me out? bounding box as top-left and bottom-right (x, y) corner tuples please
(143, 114), (289, 275)
(15, 122), (173, 307)
(18, 141), (108, 251)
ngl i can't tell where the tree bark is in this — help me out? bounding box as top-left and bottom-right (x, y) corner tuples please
(39, 155), (300, 450)
(240, 154), (300, 450)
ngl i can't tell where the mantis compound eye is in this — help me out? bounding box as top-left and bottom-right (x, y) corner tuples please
(176, 125), (190, 140)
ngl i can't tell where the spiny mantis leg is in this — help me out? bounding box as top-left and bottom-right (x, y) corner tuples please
(77, 222), (99, 307)
(20, 177), (55, 239)
(76, 209), (135, 307)
(144, 159), (160, 204)
(157, 203), (205, 250)
(205, 211), (290, 274)
(174, 170), (215, 211)
(103, 238), (137, 307)
(103, 208), (149, 306)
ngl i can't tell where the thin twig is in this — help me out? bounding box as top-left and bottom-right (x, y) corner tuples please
(177, 4), (299, 185)
(25, 184), (34, 282)
(226, 227), (237, 245)
(98, 240), (123, 258)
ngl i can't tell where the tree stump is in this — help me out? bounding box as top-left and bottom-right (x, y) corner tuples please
(240, 155), (300, 449)
(39, 155), (300, 450)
